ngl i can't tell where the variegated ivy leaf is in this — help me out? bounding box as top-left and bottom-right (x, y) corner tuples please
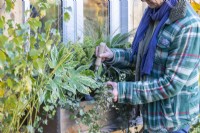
(49, 46), (58, 68)
(61, 82), (76, 94)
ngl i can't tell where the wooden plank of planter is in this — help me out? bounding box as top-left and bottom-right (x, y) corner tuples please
(111, 125), (143, 133)
(60, 101), (94, 133)
(65, 125), (143, 133)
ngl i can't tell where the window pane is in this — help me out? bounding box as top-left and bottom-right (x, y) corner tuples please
(83, 0), (109, 39)
(128, 0), (147, 41)
(129, 0), (146, 29)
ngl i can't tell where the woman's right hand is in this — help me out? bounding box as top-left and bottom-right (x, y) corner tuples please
(95, 45), (114, 62)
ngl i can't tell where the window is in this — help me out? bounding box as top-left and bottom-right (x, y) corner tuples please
(13, 0), (147, 43)
(62, 0), (147, 43)
(62, 0), (109, 43)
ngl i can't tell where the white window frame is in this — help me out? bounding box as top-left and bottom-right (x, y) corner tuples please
(120, 0), (128, 34)
(109, 0), (121, 38)
(62, 0), (83, 43)
(22, 0), (30, 23)
(22, 0), (30, 53)
(109, 0), (129, 39)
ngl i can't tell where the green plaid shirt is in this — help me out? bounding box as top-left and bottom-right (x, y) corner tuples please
(106, 2), (200, 133)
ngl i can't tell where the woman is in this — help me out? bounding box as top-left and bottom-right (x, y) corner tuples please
(96, 0), (200, 132)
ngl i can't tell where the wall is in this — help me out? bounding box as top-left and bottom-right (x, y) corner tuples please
(0, 1), (23, 24)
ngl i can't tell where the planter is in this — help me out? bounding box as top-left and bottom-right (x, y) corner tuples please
(40, 102), (143, 133)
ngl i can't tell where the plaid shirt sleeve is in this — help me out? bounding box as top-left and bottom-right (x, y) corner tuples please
(105, 48), (135, 68)
(117, 23), (200, 105)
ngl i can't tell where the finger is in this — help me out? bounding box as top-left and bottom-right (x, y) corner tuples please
(99, 52), (110, 58)
(106, 81), (113, 86)
(95, 46), (99, 57)
(113, 96), (117, 102)
(101, 58), (106, 62)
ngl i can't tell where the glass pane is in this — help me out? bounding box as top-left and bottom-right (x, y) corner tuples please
(30, 0), (62, 31)
(131, 0), (146, 29)
(83, 0), (109, 40)
(128, 0), (147, 41)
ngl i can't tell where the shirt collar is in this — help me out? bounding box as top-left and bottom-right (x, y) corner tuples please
(165, 0), (187, 24)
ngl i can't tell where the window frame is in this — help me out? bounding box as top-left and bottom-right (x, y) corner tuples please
(62, 0), (83, 43)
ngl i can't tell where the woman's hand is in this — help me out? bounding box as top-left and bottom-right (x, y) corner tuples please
(95, 45), (114, 62)
(106, 81), (118, 102)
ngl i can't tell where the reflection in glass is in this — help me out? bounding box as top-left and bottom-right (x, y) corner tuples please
(30, 0), (62, 31)
(128, 0), (147, 41)
(84, 0), (109, 40)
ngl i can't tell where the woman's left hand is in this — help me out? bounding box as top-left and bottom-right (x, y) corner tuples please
(106, 81), (118, 102)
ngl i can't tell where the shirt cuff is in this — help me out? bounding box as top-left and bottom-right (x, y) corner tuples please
(117, 82), (126, 103)
(104, 49), (116, 65)
(118, 82), (145, 105)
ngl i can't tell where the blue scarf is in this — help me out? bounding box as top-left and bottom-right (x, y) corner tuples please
(131, 0), (177, 76)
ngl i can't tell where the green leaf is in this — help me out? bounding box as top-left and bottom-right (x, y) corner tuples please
(61, 83), (76, 94)
(49, 46), (58, 68)
(13, 36), (23, 47)
(28, 17), (42, 32)
(45, 20), (53, 33)
(0, 86), (5, 98)
(38, 2), (50, 10)
(53, 76), (62, 86)
(7, 19), (13, 28)
(110, 33), (131, 48)
(14, 64), (24, 76)
(29, 49), (40, 59)
(49, 79), (58, 91)
(81, 70), (95, 77)
(79, 76), (99, 89)
(23, 76), (32, 93)
(46, 40), (53, 52)
(69, 77), (90, 94)
(27, 125), (34, 133)
(5, 0), (14, 12)
(110, 33), (121, 47)
(79, 109), (84, 116)
(33, 59), (44, 74)
(4, 95), (17, 113)
(6, 78), (13, 88)
(64, 12), (70, 22)
(0, 35), (8, 47)
(8, 27), (14, 36)
(0, 112), (3, 122)
(38, 89), (46, 105)
(0, 50), (6, 63)
(43, 106), (50, 112)
(0, 16), (5, 29)
(30, 36), (37, 48)
(76, 82), (90, 95)
(76, 65), (90, 73)
(40, 10), (46, 18)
